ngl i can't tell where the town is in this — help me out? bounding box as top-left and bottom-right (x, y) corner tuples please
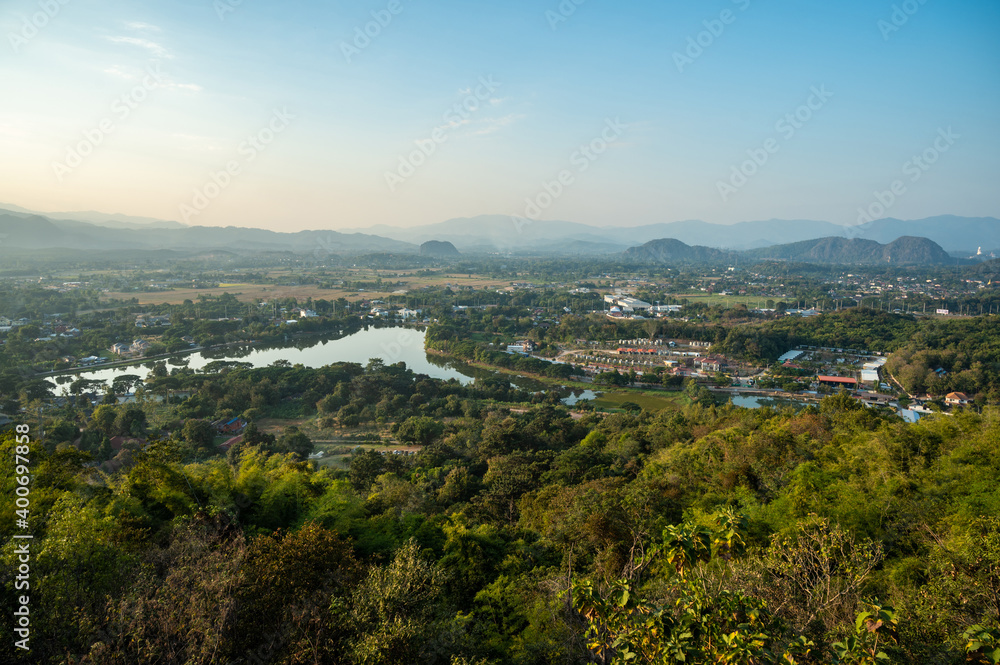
(2, 249), (1000, 664)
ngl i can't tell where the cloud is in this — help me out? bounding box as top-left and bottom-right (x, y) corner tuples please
(164, 82), (203, 92)
(124, 21), (161, 33)
(469, 113), (525, 136)
(103, 63), (202, 93)
(103, 65), (135, 80)
(105, 36), (173, 59)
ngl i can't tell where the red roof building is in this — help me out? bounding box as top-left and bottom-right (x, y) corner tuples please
(817, 376), (858, 387)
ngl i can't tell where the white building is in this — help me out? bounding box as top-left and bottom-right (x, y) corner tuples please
(604, 295), (652, 314)
(507, 340), (535, 354)
(860, 369), (880, 384)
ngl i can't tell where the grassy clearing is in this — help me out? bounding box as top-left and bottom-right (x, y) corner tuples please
(591, 390), (689, 412)
(255, 417), (420, 470)
(312, 441), (422, 471)
(671, 293), (765, 308)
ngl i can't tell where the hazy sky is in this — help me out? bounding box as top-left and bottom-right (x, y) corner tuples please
(1, 0), (998, 232)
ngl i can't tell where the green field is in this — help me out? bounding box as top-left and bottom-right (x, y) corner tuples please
(673, 293), (768, 308)
(591, 390), (689, 412)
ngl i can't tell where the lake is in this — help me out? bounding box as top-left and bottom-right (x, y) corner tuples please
(56, 327), (474, 386)
(52, 327), (588, 405)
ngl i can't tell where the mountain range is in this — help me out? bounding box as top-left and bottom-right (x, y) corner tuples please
(0, 203), (996, 262)
(0, 208), (414, 255)
(623, 236), (967, 266)
(344, 214), (1000, 256)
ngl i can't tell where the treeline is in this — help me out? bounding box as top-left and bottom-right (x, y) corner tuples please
(715, 309), (920, 361)
(3, 390), (999, 663)
(426, 324), (575, 379)
(885, 315), (1000, 400)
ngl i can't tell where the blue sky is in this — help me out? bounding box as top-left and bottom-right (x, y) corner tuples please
(1, 0), (997, 231)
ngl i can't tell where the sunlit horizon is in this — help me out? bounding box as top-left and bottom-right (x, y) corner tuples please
(2, 0), (998, 232)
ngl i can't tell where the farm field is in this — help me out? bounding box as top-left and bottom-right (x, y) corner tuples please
(100, 283), (373, 305)
(99, 271), (521, 305)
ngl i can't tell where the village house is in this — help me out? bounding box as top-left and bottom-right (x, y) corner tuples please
(212, 417), (248, 435)
(694, 356), (728, 372)
(945, 392), (971, 406)
(109, 436), (147, 453)
(507, 340), (535, 354)
(130, 339), (151, 356)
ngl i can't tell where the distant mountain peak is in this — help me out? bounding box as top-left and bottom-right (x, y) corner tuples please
(419, 240), (460, 257)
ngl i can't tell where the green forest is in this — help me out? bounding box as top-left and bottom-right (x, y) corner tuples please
(3, 358), (999, 663)
(885, 317), (1000, 401)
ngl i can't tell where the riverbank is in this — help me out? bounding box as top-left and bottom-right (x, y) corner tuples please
(425, 348), (693, 410)
(40, 343), (219, 378)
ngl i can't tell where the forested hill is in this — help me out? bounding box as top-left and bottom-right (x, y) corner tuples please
(622, 238), (732, 263)
(624, 235), (963, 266)
(2, 386), (999, 663)
(885, 315), (1000, 400)
(745, 235), (961, 265)
(419, 240), (461, 257)
(713, 308), (921, 360)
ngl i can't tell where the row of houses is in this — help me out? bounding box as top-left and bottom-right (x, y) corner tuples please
(0, 316), (29, 332)
(135, 314), (171, 328)
(370, 307), (424, 320)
